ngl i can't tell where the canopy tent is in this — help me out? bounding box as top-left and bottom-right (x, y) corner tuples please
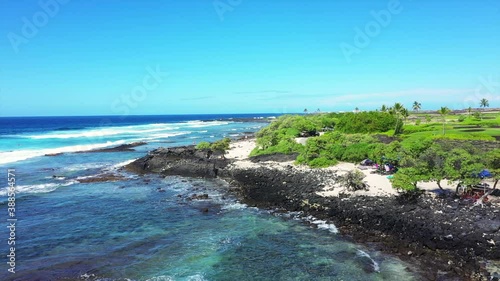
(478, 169), (493, 178)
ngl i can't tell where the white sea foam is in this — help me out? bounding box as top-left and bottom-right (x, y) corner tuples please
(1, 121), (229, 165)
(356, 249), (380, 272)
(149, 132), (191, 139)
(112, 159), (138, 169)
(0, 180), (77, 196)
(23, 123), (180, 140)
(75, 175), (96, 180)
(186, 274), (208, 281)
(0, 140), (126, 165)
(316, 222), (339, 233)
(222, 202), (248, 210)
(141, 132), (192, 142)
(305, 216), (339, 233)
(185, 121), (230, 128)
(27, 128), (162, 139)
(63, 163), (106, 171)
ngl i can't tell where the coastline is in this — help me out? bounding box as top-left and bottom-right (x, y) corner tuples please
(125, 138), (500, 281)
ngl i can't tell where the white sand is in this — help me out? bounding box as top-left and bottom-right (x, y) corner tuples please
(225, 138), (256, 160)
(226, 139), (397, 197)
(294, 137), (308, 145)
(316, 163), (398, 197)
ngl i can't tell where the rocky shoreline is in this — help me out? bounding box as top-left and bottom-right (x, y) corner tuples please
(125, 145), (500, 281)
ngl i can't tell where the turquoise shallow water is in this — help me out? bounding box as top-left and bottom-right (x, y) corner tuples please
(0, 115), (422, 280)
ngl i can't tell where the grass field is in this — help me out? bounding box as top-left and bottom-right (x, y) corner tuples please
(406, 109), (500, 141)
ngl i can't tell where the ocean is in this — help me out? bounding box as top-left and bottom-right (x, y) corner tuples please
(0, 115), (421, 280)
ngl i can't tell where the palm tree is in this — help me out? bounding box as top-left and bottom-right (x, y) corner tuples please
(479, 98), (489, 120)
(354, 107), (359, 113)
(390, 103), (406, 134)
(412, 101), (422, 113)
(438, 107), (450, 135)
(391, 102), (404, 115)
(303, 108), (308, 114)
(480, 98), (489, 109)
(381, 105), (388, 112)
(467, 106), (472, 117)
(401, 108), (409, 122)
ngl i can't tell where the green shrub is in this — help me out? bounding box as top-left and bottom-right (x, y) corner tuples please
(335, 112), (397, 133)
(307, 157), (338, 168)
(341, 143), (371, 162)
(253, 114), (333, 152)
(250, 138), (304, 157)
(390, 168), (421, 192)
(195, 138), (231, 153)
(394, 120), (404, 135)
(195, 141), (211, 150)
(295, 135), (340, 167)
(295, 131), (381, 167)
(329, 144), (346, 160)
(400, 135), (433, 157)
(367, 143), (387, 161)
(341, 133), (377, 146)
(211, 138), (231, 153)
(338, 170), (367, 191)
(457, 115), (466, 122)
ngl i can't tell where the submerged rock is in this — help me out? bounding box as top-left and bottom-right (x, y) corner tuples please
(189, 193), (210, 200)
(77, 173), (126, 183)
(77, 142), (147, 153)
(45, 152), (63, 156)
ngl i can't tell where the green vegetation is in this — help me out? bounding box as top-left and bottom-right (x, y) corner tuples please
(196, 138), (231, 153)
(335, 111), (397, 134)
(438, 106), (451, 135)
(195, 141), (211, 150)
(211, 138), (231, 153)
(412, 101), (422, 113)
(485, 149), (500, 189)
(338, 170), (367, 191)
(251, 103), (500, 193)
(480, 98), (489, 109)
(249, 114), (336, 157)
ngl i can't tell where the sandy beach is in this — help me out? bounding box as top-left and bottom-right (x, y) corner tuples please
(226, 138), (397, 196)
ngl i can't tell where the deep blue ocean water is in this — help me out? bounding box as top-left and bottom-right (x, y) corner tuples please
(0, 115), (422, 280)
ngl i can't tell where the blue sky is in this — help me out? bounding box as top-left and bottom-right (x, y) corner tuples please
(0, 0), (499, 116)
